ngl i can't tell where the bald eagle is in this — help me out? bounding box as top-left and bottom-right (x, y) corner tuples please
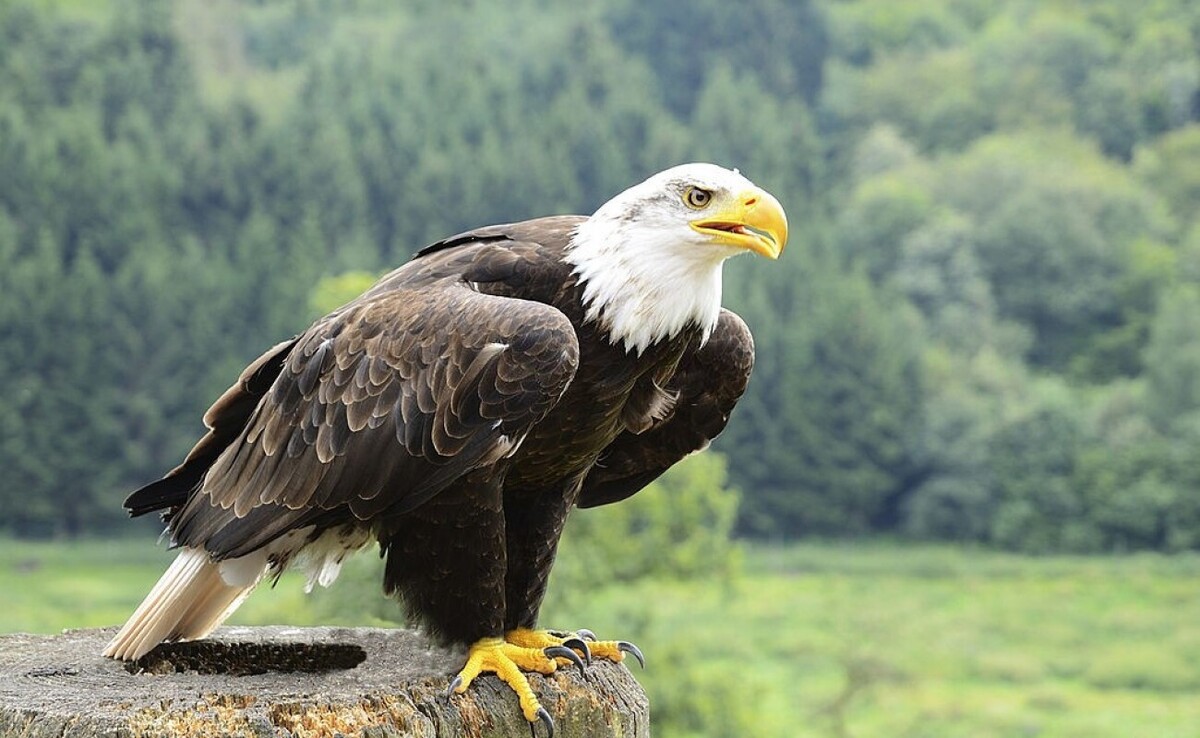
(104, 163), (786, 733)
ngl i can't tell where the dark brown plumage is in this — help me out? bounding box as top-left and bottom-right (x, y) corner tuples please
(104, 163), (786, 732)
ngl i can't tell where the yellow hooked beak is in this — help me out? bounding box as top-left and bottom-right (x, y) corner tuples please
(689, 186), (788, 259)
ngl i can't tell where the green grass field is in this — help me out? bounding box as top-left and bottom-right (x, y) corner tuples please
(3, 538), (1198, 737)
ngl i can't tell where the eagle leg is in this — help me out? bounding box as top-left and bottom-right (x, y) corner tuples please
(449, 636), (567, 734)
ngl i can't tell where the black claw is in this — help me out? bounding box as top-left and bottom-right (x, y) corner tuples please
(544, 645), (586, 676)
(617, 641), (646, 669)
(576, 628), (597, 642)
(445, 674), (463, 699)
(561, 636), (592, 666)
(534, 707), (554, 738)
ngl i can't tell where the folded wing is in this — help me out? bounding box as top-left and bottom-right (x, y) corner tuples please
(577, 309), (753, 508)
(153, 280), (579, 560)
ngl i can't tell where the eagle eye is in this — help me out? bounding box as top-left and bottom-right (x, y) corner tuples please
(683, 186), (713, 209)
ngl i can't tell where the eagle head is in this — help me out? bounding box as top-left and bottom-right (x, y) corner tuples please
(567, 163), (788, 355)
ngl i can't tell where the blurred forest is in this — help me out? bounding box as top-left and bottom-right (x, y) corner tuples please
(2, 0), (1200, 553)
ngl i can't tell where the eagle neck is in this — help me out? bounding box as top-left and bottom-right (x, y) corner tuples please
(565, 216), (727, 356)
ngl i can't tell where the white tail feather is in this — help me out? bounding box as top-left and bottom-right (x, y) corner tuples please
(102, 547), (264, 661)
(103, 526), (371, 661)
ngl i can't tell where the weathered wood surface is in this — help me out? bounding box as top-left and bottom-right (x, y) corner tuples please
(0, 626), (649, 738)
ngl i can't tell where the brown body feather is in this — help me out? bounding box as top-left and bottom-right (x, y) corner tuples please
(109, 214), (754, 657)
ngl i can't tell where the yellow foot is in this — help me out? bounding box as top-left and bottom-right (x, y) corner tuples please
(509, 627), (646, 669)
(447, 630), (643, 736)
(448, 636), (578, 735)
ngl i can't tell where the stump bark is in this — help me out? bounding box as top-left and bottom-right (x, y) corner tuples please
(0, 626), (649, 738)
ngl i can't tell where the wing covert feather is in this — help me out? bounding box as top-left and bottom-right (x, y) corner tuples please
(171, 280), (579, 558)
(577, 309), (754, 509)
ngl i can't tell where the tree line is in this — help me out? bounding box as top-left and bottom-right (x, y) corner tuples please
(2, 0), (1199, 552)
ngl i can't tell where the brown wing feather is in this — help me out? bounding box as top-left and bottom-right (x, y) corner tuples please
(123, 337), (300, 517)
(577, 309), (754, 508)
(170, 277), (579, 559)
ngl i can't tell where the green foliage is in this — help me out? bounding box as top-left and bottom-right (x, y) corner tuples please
(606, 0), (827, 115)
(546, 452), (743, 597)
(308, 270), (381, 317)
(835, 127), (1175, 384)
(890, 211), (999, 353)
(724, 255), (925, 537)
(637, 639), (772, 738)
(2, 0), (1200, 552)
(987, 393), (1087, 552)
(1135, 124), (1200, 232)
(1144, 286), (1200, 431)
(823, 47), (991, 153)
(836, 172), (936, 282)
(823, 1), (1200, 158)
(827, 0), (980, 61)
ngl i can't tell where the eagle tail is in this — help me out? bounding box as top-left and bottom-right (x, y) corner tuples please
(102, 546), (263, 661)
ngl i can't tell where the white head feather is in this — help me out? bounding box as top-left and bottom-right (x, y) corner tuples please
(566, 163), (773, 355)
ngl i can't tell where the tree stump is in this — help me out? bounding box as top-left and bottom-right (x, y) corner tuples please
(0, 626), (649, 737)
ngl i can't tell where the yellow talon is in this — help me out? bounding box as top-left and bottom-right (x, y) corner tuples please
(506, 627), (559, 649)
(588, 640), (626, 662)
(449, 629), (644, 732)
(452, 637), (558, 723)
(507, 627), (644, 668)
